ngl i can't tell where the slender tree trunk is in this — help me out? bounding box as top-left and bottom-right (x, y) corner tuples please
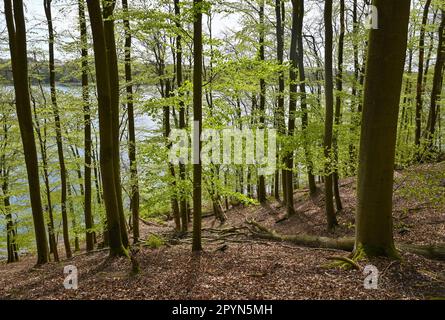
(67, 179), (80, 252)
(4, 0), (49, 265)
(44, 0), (72, 259)
(257, 0), (267, 204)
(275, 0), (287, 203)
(348, 0), (359, 175)
(78, 0), (94, 252)
(1, 123), (18, 263)
(332, 0), (345, 211)
(414, 0), (432, 151)
(164, 80), (181, 231)
(122, 0), (140, 243)
(354, 0), (411, 259)
(425, 10), (445, 152)
(323, 0), (337, 230)
(87, 0), (127, 257)
(296, 0), (317, 196)
(30, 87), (59, 262)
(192, 0), (203, 252)
(174, 0), (188, 232)
(286, 0), (300, 217)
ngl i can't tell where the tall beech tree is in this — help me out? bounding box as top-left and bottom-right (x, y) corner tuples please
(332, 0), (345, 211)
(4, 0), (49, 265)
(414, 0), (432, 150)
(285, 0), (299, 217)
(296, 0), (316, 196)
(102, 0), (129, 248)
(30, 84), (59, 262)
(78, 0), (94, 252)
(44, 0), (72, 259)
(86, 0), (128, 257)
(0, 112), (19, 263)
(192, 0), (203, 252)
(425, 9), (445, 152)
(257, 0), (266, 204)
(323, 0), (337, 230)
(274, 0), (286, 202)
(174, 0), (188, 232)
(354, 0), (411, 258)
(122, 0), (140, 243)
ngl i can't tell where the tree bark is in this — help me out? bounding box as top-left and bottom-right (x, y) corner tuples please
(174, 0), (188, 233)
(425, 9), (445, 153)
(78, 0), (94, 252)
(414, 0), (432, 150)
(323, 0), (337, 230)
(257, 0), (266, 204)
(332, 0), (345, 211)
(285, 0), (300, 217)
(192, 0), (203, 252)
(122, 0), (140, 243)
(86, 0), (127, 257)
(102, 0), (129, 248)
(44, 0), (72, 259)
(296, 0), (317, 196)
(4, 0), (49, 265)
(355, 0), (411, 258)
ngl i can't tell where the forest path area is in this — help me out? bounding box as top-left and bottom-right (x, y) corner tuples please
(0, 162), (444, 300)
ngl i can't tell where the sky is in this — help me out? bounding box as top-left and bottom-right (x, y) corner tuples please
(18, 0), (241, 61)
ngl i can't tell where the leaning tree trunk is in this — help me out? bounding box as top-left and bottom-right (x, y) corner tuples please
(86, 0), (127, 257)
(122, 0), (140, 243)
(192, 0), (203, 252)
(4, 0), (49, 265)
(354, 0), (411, 259)
(323, 0), (338, 230)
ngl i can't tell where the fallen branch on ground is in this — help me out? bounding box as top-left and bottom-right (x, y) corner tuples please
(245, 220), (445, 261)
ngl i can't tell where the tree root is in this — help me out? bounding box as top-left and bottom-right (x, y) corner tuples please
(326, 256), (361, 270)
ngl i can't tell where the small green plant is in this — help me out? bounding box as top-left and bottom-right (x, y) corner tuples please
(145, 234), (164, 249)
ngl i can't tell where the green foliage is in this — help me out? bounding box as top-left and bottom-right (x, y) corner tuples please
(145, 234), (164, 249)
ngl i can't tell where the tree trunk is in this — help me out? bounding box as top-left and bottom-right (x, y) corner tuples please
(257, 0), (267, 204)
(323, 0), (337, 230)
(355, 0), (411, 258)
(414, 0), (432, 150)
(30, 86), (59, 262)
(296, 0), (317, 197)
(86, 0), (127, 257)
(332, 0), (345, 211)
(102, 0), (129, 248)
(192, 0), (203, 252)
(174, 0), (188, 233)
(285, 0), (300, 217)
(425, 10), (445, 153)
(78, 0), (94, 252)
(4, 0), (49, 265)
(44, 0), (72, 259)
(122, 0), (140, 243)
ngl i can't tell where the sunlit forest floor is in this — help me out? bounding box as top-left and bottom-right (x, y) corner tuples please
(1, 162), (444, 300)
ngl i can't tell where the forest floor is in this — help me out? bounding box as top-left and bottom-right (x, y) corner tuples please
(1, 162), (444, 300)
